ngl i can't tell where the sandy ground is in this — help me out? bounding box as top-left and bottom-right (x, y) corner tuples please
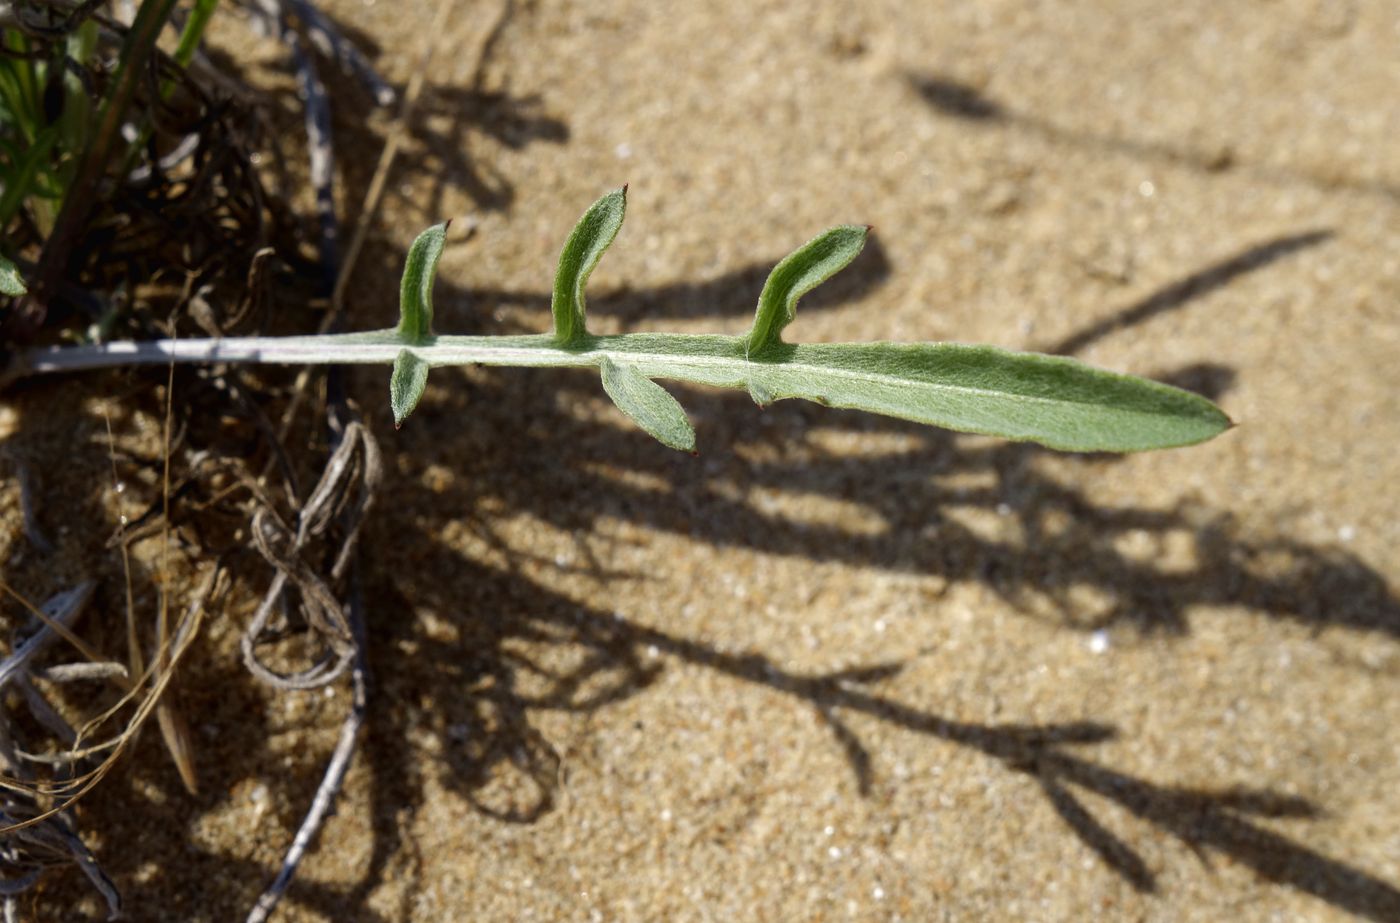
(4, 0), (1400, 920)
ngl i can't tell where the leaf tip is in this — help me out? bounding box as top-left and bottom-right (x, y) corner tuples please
(551, 187), (629, 343)
(748, 379), (775, 407)
(746, 224), (869, 355)
(600, 357), (695, 452)
(399, 222), (448, 342)
(390, 349), (430, 429)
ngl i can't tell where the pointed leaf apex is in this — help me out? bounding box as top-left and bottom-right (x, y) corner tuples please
(551, 188), (628, 344)
(600, 357), (696, 452)
(390, 349), (430, 427)
(399, 223), (448, 343)
(746, 224), (868, 356)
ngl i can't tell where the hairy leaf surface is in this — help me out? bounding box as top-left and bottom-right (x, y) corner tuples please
(551, 187), (626, 344)
(599, 357), (695, 451)
(746, 224), (867, 356)
(390, 348), (429, 427)
(398, 222), (447, 343)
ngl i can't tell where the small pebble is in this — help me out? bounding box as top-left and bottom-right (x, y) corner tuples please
(1088, 630), (1110, 654)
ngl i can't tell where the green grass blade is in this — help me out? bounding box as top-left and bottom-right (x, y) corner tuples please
(599, 357), (695, 452)
(1, 254), (26, 296)
(58, 22), (98, 159)
(173, 0), (220, 68)
(0, 127), (58, 226)
(398, 222), (448, 343)
(551, 186), (626, 344)
(746, 224), (868, 357)
(390, 348), (430, 428)
(0, 60), (38, 143)
(0, 33), (40, 139)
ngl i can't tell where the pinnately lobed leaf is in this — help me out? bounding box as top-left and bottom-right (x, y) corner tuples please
(746, 224), (868, 357)
(0, 254), (25, 296)
(398, 222), (448, 343)
(390, 349), (429, 428)
(26, 188), (1233, 455)
(599, 357), (696, 451)
(552, 186), (627, 344)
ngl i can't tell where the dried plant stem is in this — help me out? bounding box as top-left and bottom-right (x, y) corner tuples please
(245, 569), (368, 923)
(0, 584), (97, 693)
(155, 359), (200, 795)
(331, 0), (455, 318)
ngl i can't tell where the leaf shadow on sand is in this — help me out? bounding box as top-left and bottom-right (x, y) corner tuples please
(220, 0), (566, 229)
(906, 71), (1400, 201)
(308, 224), (1400, 920)
(426, 230), (892, 330)
(348, 490), (1400, 920)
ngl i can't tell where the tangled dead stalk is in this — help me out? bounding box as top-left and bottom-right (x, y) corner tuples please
(1, 0), (400, 918)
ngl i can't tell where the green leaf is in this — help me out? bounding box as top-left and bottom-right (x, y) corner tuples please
(0, 125), (58, 227)
(734, 340), (1232, 452)
(390, 348), (429, 428)
(746, 224), (868, 357)
(0, 253), (25, 296)
(599, 356), (696, 452)
(398, 222), (448, 344)
(552, 186), (627, 344)
(424, 332), (1225, 453)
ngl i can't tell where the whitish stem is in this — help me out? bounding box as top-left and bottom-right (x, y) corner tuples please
(18, 331), (751, 379)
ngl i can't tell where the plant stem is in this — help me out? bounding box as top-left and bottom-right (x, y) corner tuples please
(18, 332), (737, 375)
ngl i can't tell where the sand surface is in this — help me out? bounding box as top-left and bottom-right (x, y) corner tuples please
(4, 1), (1400, 920)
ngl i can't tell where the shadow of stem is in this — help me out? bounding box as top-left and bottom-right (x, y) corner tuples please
(364, 538), (1400, 921)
